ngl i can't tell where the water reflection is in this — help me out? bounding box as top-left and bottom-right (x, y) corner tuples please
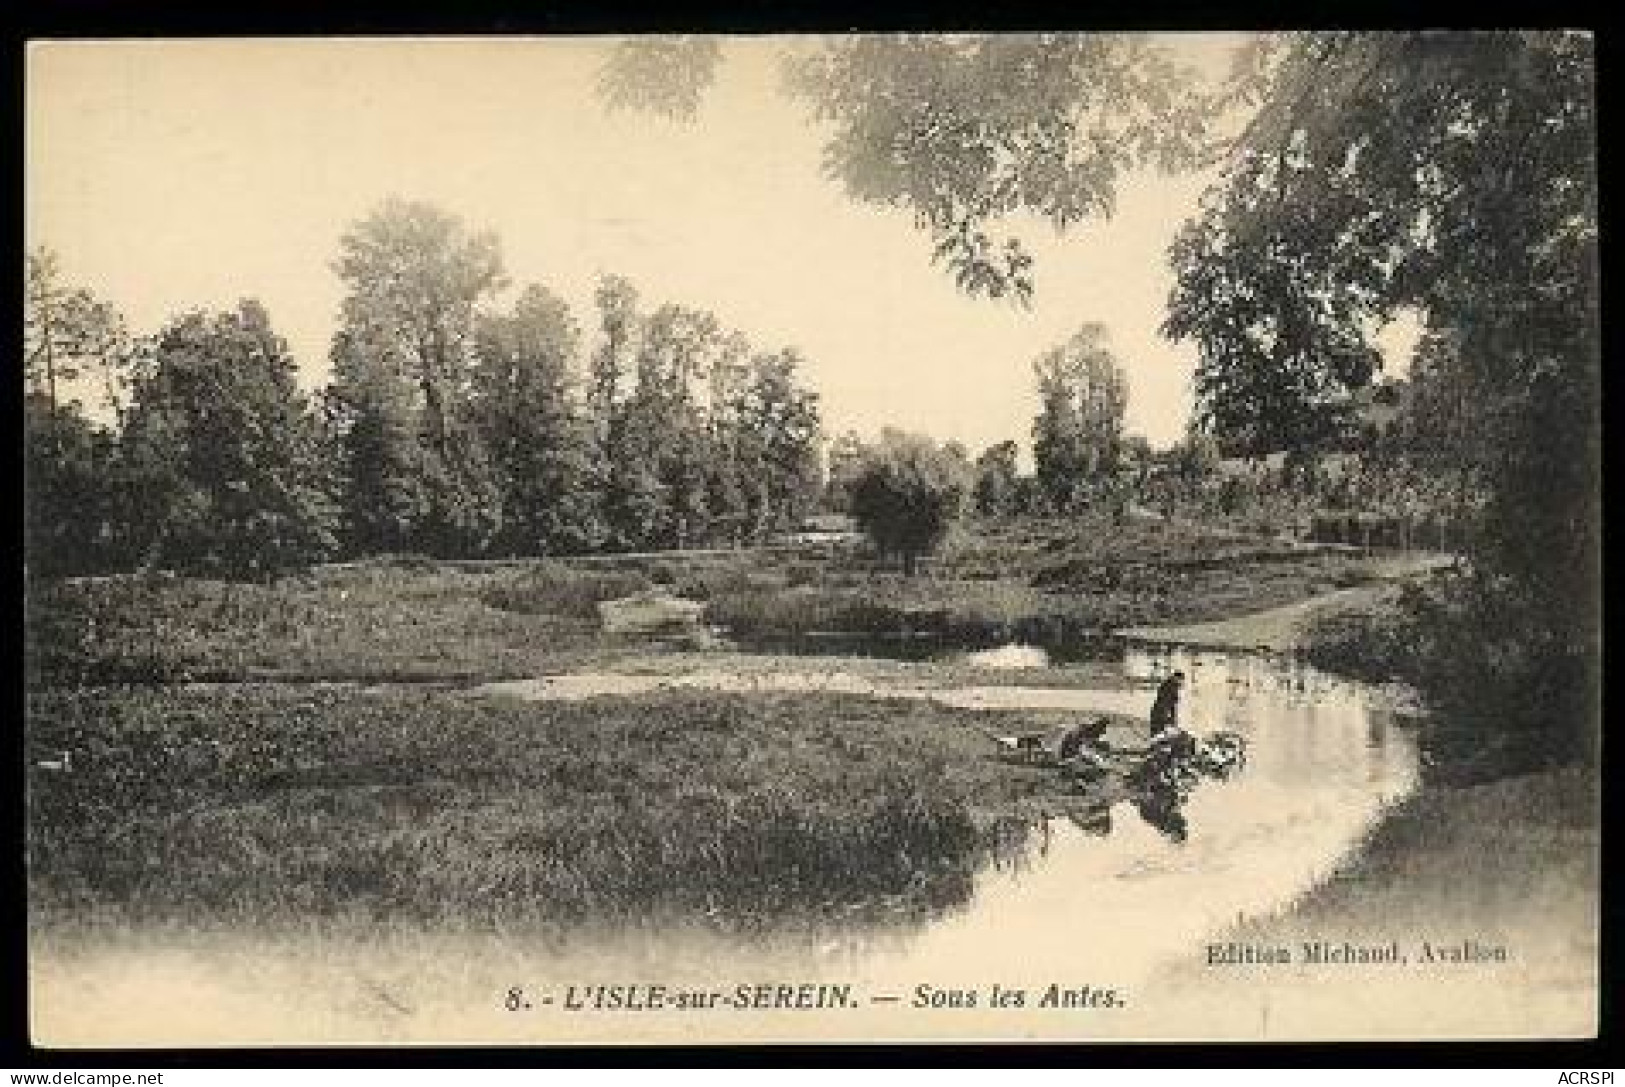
(733, 627), (1126, 665)
(827, 646), (1421, 991)
(477, 645), (1419, 990)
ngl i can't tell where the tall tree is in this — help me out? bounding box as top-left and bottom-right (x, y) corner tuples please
(972, 440), (1020, 518)
(24, 248), (147, 429)
(324, 332), (431, 556)
(23, 251), (145, 575)
(1031, 324), (1129, 511)
(734, 349), (823, 539)
(473, 284), (603, 555)
(587, 274), (641, 458)
(634, 304), (729, 548)
(703, 331), (754, 544)
(332, 198), (506, 555)
(122, 301), (337, 577)
(848, 430), (969, 576)
(822, 430), (867, 513)
(24, 391), (121, 577)
(1165, 31), (1598, 769)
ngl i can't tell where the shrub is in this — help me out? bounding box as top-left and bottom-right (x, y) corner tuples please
(478, 565), (651, 619)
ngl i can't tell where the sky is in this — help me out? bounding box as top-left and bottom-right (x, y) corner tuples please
(26, 35), (1416, 459)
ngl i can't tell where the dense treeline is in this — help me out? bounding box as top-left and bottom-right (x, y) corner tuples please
(24, 199), (823, 579)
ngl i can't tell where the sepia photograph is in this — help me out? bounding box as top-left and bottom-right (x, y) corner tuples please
(22, 32), (1601, 1047)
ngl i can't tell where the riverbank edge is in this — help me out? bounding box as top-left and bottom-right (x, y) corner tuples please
(1120, 570), (1598, 985)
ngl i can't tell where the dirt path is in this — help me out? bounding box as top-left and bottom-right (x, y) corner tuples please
(1116, 553), (1453, 654)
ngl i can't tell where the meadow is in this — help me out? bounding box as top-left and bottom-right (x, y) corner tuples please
(28, 684), (1069, 934)
(27, 512), (1391, 688)
(24, 512), (1428, 934)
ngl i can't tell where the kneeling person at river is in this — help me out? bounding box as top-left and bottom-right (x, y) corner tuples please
(1057, 718), (1115, 779)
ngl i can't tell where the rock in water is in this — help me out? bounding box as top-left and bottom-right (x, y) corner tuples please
(598, 591), (708, 636)
(964, 643), (1050, 669)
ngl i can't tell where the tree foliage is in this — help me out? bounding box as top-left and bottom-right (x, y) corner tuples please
(331, 198), (507, 555)
(972, 440), (1020, 517)
(848, 430), (969, 576)
(1165, 31), (1599, 770)
(599, 37), (724, 122)
(122, 302), (337, 577)
(24, 392), (122, 577)
(1031, 323), (1129, 511)
(473, 284), (603, 555)
(25, 247), (148, 424)
(601, 34), (1219, 301)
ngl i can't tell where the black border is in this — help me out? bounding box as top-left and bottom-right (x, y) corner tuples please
(7, 3), (1620, 1070)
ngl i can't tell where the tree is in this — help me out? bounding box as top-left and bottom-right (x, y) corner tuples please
(702, 331), (754, 544)
(122, 301), (337, 577)
(732, 349), (823, 539)
(634, 303), (731, 548)
(24, 390), (121, 577)
(972, 440), (1020, 518)
(586, 275), (659, 551)
(1164, 187), (1381, 455)
(848, 430), (969, 576)
(600, 35), (1219, 301)
(1164, 31), (1598, 771)
(587, 274), (640, 459)
(25, 249), (149, 432)
(822, 430), (866, 513)
(473, 284), (603, 555)
(23, 252), (146, 576)
(332, 198), (506, 555)
(324, 332), (432, 556)
(1170, 429), (1221, 486)
(598, 37), (723, 121)
(1031, 324), (1129, 512)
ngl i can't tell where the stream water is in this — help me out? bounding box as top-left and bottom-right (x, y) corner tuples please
(845, 644), (1421, 990)
(473, 644), (1421, 998)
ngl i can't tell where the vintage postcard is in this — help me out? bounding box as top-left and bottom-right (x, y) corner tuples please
(23, 33), (1600, 1046)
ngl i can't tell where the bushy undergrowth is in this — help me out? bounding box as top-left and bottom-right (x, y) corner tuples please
(1398, 570), (1598, 782)
(1301, 568), (1598, 783)
(27, 687), (1044, 929)
(478, 564), (651, 618)
(1299, 589), (1419, 685)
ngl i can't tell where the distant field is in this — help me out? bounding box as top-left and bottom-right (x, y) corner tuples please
(27, 512), (1403, 688)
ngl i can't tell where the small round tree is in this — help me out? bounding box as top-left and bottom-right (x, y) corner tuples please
(847, 431), (969, 577)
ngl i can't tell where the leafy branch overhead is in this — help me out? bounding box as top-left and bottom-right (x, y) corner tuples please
(1165, 31), (1596, 457)
(599, 34), (1221, 303)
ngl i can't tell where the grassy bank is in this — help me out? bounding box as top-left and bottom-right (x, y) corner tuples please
(1297, 583), (1420, 684)
(1213, 766), (1599, 960)
(27, 685), (1089, 933)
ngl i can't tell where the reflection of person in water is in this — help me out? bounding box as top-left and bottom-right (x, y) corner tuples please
(1071, 803), (1113, 837)
(1135, 793), (1189, 843)
(1128, 721), (1204, 844)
